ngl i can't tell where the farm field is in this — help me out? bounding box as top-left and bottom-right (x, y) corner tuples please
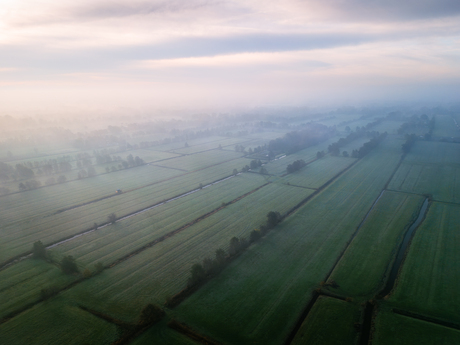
(145, 135), (244, 153)
(174, 138), (402, 345)
(0, 296), (117, 345)
(290, 296), (360, 345)
(0, 157), (252, 263)
(387, 202), (460, 324)
(4, 114), (460, 345)
(325, 191), (425, 300)
(0, 260), (78, 319)
(372, 310), (460, 345)
(172, 137), (252, 154)
(130, 318), (198, 345)
(0, 164), (183, 225)
(49, 173), (269, 268)
(57, 181), (313, 322)
(387, 141), (460, 203)
(156, 149), (243, 171)
(432, 114), (460, 138)
(283, 155), (356, 189)
(262, 136), (339, 176)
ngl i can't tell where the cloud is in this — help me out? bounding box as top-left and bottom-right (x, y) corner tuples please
(296, 0), (460, 22)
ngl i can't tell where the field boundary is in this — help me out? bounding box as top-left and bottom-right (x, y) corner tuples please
(392, 308), (460, 331)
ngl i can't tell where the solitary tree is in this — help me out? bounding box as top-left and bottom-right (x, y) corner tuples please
(61, 255), (78, 274)
(267, 211), (281, 228)
(232, 168), (238, 176)
(108, 213), (117, 224)
(138, 304), (165, 325)
(188, 263), (205, 286)
(32, 240), (47, 259)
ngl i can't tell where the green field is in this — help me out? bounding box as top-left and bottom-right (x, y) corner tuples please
(3, 117), (460, 344)
(433, 115), (460, 138)
(54, 182), (312, 321)
(0, 157), (251, 262)
(0, 296), (117, 345)
(49, 173), (269, 268)
(388, 202), (460, 323)
(283, 155), (356, 189)
(291, 296), (360, 345)
(372, 310), (460, 345)
(388, 141), (460, 203)
(0, 260), (78, 319)
(174, 138), (402, 344)
(130, 318), (198, 345)
(156, 150), (243, 171)
(326, 191), (425, 300)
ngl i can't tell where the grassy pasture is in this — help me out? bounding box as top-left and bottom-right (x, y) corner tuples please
(0, 260), (78, 319)
(402, 141), (460, 166)
(290, 296), (360, 345)
(145, 135), (239, 152)
(388, 141), (460, 203)
(59, 182), (312, 321)
(433, 114), (460, 138)
(130, 318), (198, 345)
(372, 310), (460, 345)
(388, 202), (460, 324)
(49, 173), (268, 267)
(263, 136), (340, 176)
(0, 164), (182, 225)
(0, 296), (117, 345)
(0, 157), (251, 262)
(174, 138), (402, 345)
(326, 191), (425, 300)
(173, 137), (251, 154)
(283, 156), (356, 189)
(155, 150), (243, 171)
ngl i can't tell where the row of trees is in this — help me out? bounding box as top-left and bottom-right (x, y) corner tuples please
(186, 211), (282, 289)
(402, 134), (417, 154)
(327, 119), (382, 156)
(268, 123), (334, 155)
(286, 159), (306, 174)
(351, 132), (388, 158)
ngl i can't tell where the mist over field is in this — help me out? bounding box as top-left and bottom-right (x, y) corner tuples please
(1, 1), (460, 345)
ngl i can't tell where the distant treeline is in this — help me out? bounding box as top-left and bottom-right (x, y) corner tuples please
(268, 124), (334, 155)
(328, 118), (384, 156)
(286, 160), (307, 174)
(351, 132), (388, 158)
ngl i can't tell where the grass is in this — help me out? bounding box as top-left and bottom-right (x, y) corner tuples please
(290, 296), (360, 345)
(174, 138), (402, 345)
(130, 318), (198, 345)
(433, 115), (460, 138)
(0, 157), (251, 262)
(372, 310), (460, 345)
(387, 141), (460, 203)
(157, 150), (243, 171)
(325, 191), (425, 300)
(173, 137), (251, 154)
(0, 296), (117, 345)
(262, 136), (340, 176)
(49, 173), (269, 268)
(0, 259), (78, 319)
(59, 182), (313, 322)
(283, 155), (356, 189)
(388, 202), (460, 324)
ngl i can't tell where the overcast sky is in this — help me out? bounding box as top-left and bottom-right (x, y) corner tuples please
(1, 0), (460, 114)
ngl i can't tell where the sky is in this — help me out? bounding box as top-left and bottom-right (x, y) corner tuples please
(1, 0), (460, 114)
